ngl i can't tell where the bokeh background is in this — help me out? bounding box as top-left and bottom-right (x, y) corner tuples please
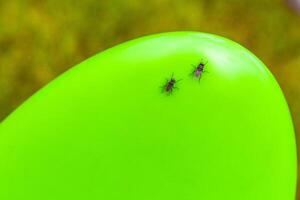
(0, 0), (299, 197)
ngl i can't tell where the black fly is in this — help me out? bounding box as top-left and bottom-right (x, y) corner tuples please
(162, 73), (181, 94)
(192, 60), (208, 81)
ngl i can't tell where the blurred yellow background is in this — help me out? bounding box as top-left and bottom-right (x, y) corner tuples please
(0, 0), (299, 197)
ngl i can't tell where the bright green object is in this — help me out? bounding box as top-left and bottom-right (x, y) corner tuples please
(0, 32), (296, 199)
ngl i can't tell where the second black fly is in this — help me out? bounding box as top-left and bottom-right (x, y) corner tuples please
(192, 60), (207, 81)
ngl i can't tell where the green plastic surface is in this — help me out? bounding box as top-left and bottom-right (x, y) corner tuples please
(0, 32), (297, 199)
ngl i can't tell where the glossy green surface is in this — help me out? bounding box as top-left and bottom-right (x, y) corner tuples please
(0, 32), (297, 199)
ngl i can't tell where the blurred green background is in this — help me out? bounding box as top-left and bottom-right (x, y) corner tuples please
(0, 0), (299, 197)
